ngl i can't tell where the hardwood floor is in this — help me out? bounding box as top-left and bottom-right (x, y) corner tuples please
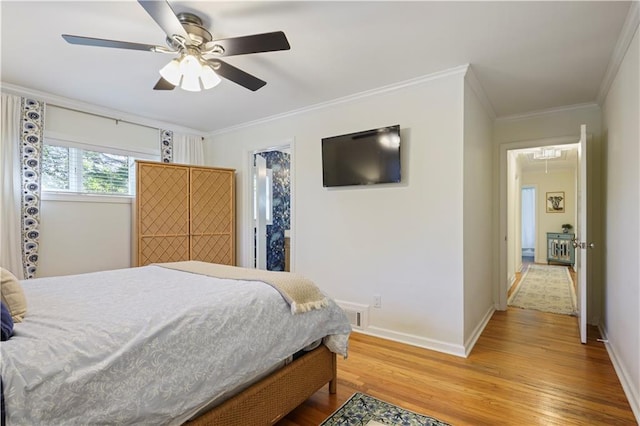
(279, 309), (636, 425)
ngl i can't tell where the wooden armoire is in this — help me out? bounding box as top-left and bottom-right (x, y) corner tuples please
(133, 160), (235, 266)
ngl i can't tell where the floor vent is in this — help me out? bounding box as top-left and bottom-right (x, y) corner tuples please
(336, 301), (368, 330)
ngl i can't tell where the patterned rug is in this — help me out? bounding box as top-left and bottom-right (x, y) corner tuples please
(320, 393), (450, 426)
(508, 264), (577, 315)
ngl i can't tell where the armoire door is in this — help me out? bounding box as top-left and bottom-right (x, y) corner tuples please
(190, 167), (235, 265)
(136, 161), (190, 266)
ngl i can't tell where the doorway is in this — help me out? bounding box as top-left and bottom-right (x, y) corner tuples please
(250, 145), (292, 271)
(505, 143), (579, 316)
(498, 136), (580, 310)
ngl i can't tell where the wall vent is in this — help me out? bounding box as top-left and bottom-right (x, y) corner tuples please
(336, 301), (369, 330)
(345, 310), (362, 328)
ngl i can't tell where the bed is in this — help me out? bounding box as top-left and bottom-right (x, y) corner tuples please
(0, 262), (351, 425)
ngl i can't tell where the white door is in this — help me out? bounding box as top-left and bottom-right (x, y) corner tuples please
(575, 124), (591, 344)
(254, 155), (268, 270)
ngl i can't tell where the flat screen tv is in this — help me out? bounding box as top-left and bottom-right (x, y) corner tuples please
(322, 125), (401, 187)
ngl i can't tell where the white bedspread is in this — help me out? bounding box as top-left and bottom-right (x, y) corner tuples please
(1, 265), (350, 425)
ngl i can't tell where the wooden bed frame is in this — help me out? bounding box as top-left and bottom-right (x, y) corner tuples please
(188, 345), (337, 425)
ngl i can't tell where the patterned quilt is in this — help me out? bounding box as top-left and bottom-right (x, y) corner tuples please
(1, 265), (350, 425)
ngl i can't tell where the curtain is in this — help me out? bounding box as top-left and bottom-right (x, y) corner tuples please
(0, 94), (24, 278)
(521, 187), (535, 250)
(173, 134), (204, 165)
(160, 130), (173, 163)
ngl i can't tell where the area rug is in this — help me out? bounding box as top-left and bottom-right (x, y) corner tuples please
(508, 264), (576, 315)
(320, 392), (450, 426)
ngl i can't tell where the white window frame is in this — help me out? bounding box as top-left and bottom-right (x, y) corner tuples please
(42, 137), (160, 203)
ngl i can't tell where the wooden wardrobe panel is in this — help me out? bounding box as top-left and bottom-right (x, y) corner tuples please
(191, 235), (233, 265)
(137, 162), (190, 236)
(190, 167), (235, 265)
(139, 236), (190, 266)
(136, 162), (190, 266)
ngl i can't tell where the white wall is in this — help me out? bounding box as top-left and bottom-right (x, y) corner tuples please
(38, 197), (132, 276)
(601, 27), (639, 421)
(462, 78), (495, 348)
(45, 105), (159, 156)
(521, 168), (577, 264)
(494, 104), (602, 144)
(205, 69), (471, 355)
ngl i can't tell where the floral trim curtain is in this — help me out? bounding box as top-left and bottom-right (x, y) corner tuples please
(20, 98), (44, 279)
(161, 130), (173, 163)
(1, 95), (44, 279)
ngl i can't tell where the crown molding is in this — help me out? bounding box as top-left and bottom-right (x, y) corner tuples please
(0, 82), (205, 136)
(495, 102), (600, 123)
(464, 65), (496, 120)
(597, 1), (639, 104)
(208, 64), (470, 137)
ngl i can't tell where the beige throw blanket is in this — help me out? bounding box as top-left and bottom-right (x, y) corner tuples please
(157, 261), (328, 314)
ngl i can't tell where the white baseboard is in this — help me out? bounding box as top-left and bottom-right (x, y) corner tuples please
(464, 306), (496, 357)
(598, 324), (640, 423)
(353, 305), (494, 359)
(354, 326), (466, 358)
(508, 273), (516, 289)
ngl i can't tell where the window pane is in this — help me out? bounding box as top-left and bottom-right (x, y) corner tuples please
(42, 145), (70, 191)
(82, 149), (129, 194)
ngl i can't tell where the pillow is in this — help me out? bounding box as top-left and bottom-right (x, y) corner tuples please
(1, 301), (13, 341)
(0, 267), (27, 323)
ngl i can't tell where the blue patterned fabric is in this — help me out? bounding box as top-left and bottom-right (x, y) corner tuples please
(1, 302), (13, 341)
(256, 151), (290, 271)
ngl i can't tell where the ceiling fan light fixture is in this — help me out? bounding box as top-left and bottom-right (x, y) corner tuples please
(159, 59), (182, 86)
(533, 147), (561, 160)
(180, 71), (201, 91)
(200, 65), (221, 89)
(179, 54), (202, 78)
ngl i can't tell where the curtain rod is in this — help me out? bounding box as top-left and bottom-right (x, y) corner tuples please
(50, 104), (160, 132)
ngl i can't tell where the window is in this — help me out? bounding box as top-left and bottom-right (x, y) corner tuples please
(42, 142), (157, 196)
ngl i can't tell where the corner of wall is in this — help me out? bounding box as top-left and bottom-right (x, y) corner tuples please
(596, 2), (640, 104)
(464, 65), (497, 120)
(464, 305), (496, 357)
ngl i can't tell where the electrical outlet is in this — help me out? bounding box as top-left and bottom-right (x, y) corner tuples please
(373, 294), (382, 308)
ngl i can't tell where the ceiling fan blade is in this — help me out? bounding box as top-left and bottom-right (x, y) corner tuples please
(210, 31), (290, 57)
(62, 34), (160, 52)
(153, 77), (176, 90)
(208, 60), (266, 91)
(138, 0), (191, 43)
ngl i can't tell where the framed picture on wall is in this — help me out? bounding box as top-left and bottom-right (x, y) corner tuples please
(546, 191), (565, 213)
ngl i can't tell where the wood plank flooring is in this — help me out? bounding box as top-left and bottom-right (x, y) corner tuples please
(279, 308), (636, 425)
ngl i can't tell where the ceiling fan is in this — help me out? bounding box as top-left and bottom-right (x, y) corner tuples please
(62, 0), (290, 92)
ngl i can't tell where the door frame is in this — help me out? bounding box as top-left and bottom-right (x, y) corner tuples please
(496, 135), (578, 310)
(244, 139), (294, 269)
